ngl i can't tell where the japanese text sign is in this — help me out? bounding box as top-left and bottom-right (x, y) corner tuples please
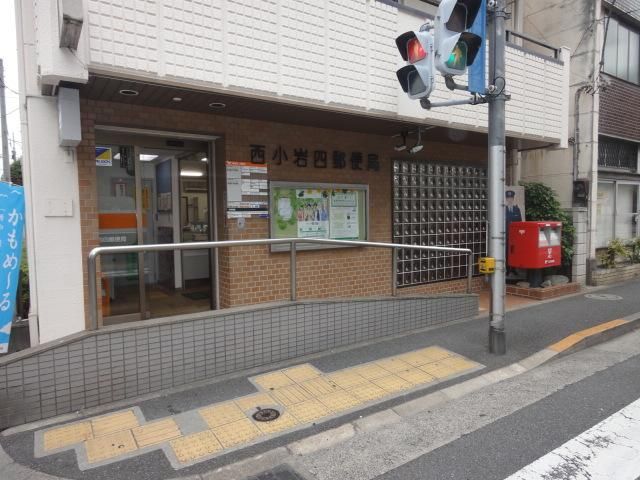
(0, 183), (25, 353)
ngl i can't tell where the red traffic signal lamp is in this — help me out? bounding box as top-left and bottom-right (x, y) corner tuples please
(395, 29), (435, 99)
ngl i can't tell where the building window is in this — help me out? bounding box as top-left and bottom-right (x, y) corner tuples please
(603, 16), (640, 84)
(598, 136), (638, 171)
(596, 181), (640, 247)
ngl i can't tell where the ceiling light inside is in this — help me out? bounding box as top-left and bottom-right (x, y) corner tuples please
(139, 154), (158, 161)
(208, 102), (226, 109)
(201, 157), (208, 162)
(118, 89), (139, 96)
(181, 170), (204, 177)
(172, 97), (182, 102)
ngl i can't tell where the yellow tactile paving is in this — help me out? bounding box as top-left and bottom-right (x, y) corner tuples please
(419, 360), (463, 379)
(43, 422), (93, 451)
(253, 371), (296, 390)
(288, 398), (332, 423)
(318, 390), (362, 412)
(212, 418), (262, 448)
(91, 410), (139, 437)
(132, 418), (181, 448)
(170, 430), (223, 464)
(348, 382), (388, 402)
(395, 367), (436, 385)
(437, 356), (478, 370)
(375, 357), (413, 373)
(372, 374), (413, 394)
(235, 393), (278, 412)
(283, 364), (322, 383)
(271, 384), (314, 406)
(254, 412), (299, 435)
(85, 430), (138, 464)
(35, 345), (482, 470)
(350, 363), (391, 380)
(300, 377), (339, 396)
(199, 402), (247, 428)
(327, 370), (369, 389)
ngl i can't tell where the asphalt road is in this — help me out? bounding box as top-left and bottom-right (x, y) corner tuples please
(376, 351), (640, 480)
(289, 328), (640, 480)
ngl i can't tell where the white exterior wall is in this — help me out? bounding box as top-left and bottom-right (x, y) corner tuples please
(16, 0), (87, 343)
(86, 0), (569, 144)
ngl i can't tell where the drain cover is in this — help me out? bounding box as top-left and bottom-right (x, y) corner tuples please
(253, 408), (280, 422)
(584, 293), (623, 301)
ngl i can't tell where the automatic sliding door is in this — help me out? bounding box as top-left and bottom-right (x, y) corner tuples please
(96, 144), (142, 324)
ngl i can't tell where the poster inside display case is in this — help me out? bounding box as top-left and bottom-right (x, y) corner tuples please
(270, 182), (368, 251)
(392, 161), (488, 287)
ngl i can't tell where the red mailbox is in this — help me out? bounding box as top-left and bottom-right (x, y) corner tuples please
(508, 221), (562, 269)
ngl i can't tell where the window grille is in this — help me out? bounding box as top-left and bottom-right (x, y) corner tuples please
(598, 137), (638, 170)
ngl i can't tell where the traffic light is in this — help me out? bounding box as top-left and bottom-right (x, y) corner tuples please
(395, 29), (435, 99)
(434, 0), (486, 84)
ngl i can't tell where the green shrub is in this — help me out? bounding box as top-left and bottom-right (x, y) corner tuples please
(627, 237), (640, 264)
(599, 238), (630, 269)
(520, 182), (575, 268)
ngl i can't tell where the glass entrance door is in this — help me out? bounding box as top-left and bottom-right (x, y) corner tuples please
(96, 144), (142, 324)
(96, 138), (214, 325)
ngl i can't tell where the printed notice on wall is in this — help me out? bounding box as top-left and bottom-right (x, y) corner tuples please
(95, 147), (113, 167)
(295, 189), (329, 238)
(329, 190), (359, 240)
(226, 162), (268, 218)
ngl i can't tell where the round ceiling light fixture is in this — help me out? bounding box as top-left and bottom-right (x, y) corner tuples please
(172, 96), (182, 102)
(208, 102), (226, 109)
(118, 88), (139, 96)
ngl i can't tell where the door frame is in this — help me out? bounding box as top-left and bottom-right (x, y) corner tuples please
(95, 126), (220, 323)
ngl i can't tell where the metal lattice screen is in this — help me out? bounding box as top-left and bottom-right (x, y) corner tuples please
(598, 137), (638, 170)
(392, 160), (487, 287)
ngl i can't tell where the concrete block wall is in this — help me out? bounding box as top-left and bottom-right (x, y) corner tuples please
(0, 295), (478, 430)
(591, 264), (640, 286)
(570, 207), (588, 284)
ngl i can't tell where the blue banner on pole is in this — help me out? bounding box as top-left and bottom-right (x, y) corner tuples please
(0, 183), (25, 353)
(468, 0), (487, 94)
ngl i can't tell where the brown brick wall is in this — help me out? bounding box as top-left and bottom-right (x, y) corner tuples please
(77, 98), (486, 325)
(599, 74), (640, 142)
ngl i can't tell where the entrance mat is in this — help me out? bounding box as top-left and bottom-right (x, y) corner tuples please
(33, 345), (483, 470)
(182, 291), (210, 301)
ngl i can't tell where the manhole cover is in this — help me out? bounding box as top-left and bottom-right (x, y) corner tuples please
(584, 293), (623, 301)
(253, 408), (280, 422)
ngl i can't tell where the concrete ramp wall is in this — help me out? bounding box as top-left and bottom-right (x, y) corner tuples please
(0, 295), (477, 429)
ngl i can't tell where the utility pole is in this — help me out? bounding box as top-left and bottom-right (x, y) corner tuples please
(0, 59), (10, 183)
(487, 0), (507, 354)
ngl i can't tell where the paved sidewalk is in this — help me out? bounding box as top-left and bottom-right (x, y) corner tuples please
(1, 279), (639, 480)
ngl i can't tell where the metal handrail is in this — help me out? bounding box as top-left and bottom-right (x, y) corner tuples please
(505, 30), (561, 60)
(88, 238), (475, 331)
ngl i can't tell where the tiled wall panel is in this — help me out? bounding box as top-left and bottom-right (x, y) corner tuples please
(85, 0), (568, 143)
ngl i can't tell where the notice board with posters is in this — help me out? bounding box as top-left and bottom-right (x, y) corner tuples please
(269, 182), (368, 251)
(226, 161), (269, 218)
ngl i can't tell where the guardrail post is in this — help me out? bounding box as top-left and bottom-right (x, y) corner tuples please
(467, 251), (473, 294)
(392, 247), (397, 297)
(88, 252), (98, 330)
(290, 241), (297, 301)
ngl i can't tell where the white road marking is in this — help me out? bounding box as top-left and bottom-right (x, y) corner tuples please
(505, 398), (640, 480)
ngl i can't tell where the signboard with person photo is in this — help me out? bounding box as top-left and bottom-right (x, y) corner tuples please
(505, 185), (525, 275)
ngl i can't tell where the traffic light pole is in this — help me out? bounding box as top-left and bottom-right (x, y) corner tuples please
(487, 0), (507, 354)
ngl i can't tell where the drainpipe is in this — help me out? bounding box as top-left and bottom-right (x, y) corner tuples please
(573, 83), (592, 182)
